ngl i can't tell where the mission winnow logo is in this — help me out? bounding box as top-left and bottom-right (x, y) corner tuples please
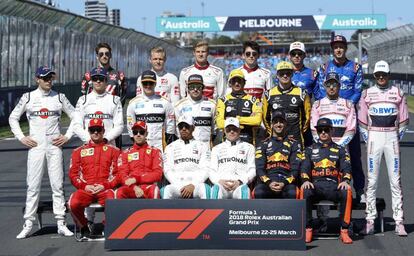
(108, 209), (223, 240)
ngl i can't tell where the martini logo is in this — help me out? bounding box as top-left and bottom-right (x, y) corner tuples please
(86, 111), (111, 119)
(108, 209), (223, 240)
(33, 108), (57, 119)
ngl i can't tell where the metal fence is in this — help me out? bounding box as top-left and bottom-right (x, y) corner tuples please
(363, 24), (414, 74)
(0, 0), (192, 89)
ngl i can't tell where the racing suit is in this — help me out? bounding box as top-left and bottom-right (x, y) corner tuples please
(317, 59), (364, 192)
(292, 66), (319, 99)
(179, 62), (225, 100)
(9, 88), (75, 222)
(254, 137), (302, 199)
(73, 91), (124, 146)
(300, 142), (353, 229)
(68, 142), (120, 228)
(136, 69), (181, 105)
(162, 139), (211, 199)
(234, 65), (273, 99)
(209, 139), (256, 199)
(216, 92), (262, 145)
(311, 97), (356, 147)
(126, 94), (175, 151)
(116, 143), (163, 199)
(263, 85), (311, 148)
(174, 97), (216, 145)
(81, 66), (127, 104)
(358, 84), (409, 222)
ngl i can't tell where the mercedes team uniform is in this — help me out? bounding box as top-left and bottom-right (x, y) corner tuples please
(311, 97), (356, 147)
(174, 97), (216, 145)
(116, 143), (163, 199)
(162, 139), (211, 199)
(136, 70), (181, 105)
(254, 137), (302, 199)
(73, 91), (124, 146)
(9, 88), (75, 222)
(126, 94), (175, 151)
(358, 84), (409, 222)
(68, 142), (120, 228)
(209, 140), (256, 199)
(179, 62), (225, 100)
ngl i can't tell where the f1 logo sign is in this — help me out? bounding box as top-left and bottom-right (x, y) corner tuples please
(108, 209), (223, 240)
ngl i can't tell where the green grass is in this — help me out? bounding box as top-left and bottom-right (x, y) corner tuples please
(0, 113), (71, 140)
(407, 96), (414, 113)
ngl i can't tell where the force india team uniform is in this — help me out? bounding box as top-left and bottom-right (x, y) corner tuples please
(317, 59), (365, 193)
(311, 97), (356, 147)
(68, 142), (120, 228)
(116, 143), (163, 199)
(358, 85), (409, 222)
(235, 65), (273, 99)
(73, 91), (124, 145)
(9, 88), (75, 222)
(174, 97), (216, 145)
(216, 92), (262, 145)
(179, 62), (225, 100)
(209, 140), (256, 199)
(126, 94), (175, 151)
(300, 142), (353, 229)
(136, 70), (181, 105)
(263, 85), (311, 147)
(254, 137), (303, 199)
(162, 139), (211, 199)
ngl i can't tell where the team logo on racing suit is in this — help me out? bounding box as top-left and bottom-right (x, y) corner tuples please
(81, 148), (94, 157)
(109, 73), (117, 81)
(128, 152), (139, 162)
(314, 159), (336, 169)
(103, 146), (108, 152)
(33, 108), (58, 119)
(86, 111), (111, 119)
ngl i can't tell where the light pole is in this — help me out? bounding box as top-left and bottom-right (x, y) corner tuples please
(201, 1), (205, 39)
(142, 17), (147, 33)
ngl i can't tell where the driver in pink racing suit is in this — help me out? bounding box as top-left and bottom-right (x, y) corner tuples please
(358, 61), (409, 236)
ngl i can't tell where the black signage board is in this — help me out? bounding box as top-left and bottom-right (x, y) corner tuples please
(105, 199), (305, 250)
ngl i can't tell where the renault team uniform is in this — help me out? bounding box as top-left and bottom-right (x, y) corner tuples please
(358, 84), (409, 223)
(126, 94), (175, 151)
(73, 91), (124, 146)
(136, 70), (181, 105)
(263, 85), (311, 147)
(9, 88), (75, 223)
(179, 62), (225, 100)
(209, 139), (256, 199)
(216, 92), (262, 145)
(174, 97), (216, 145)
(162, 139), (211, 199)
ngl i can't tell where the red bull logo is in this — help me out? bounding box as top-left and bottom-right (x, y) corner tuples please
(314, 159), (336, 169)
(267, 152), (288, 162)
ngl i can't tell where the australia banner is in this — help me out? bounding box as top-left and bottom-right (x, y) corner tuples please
(156, 14), (386, 32)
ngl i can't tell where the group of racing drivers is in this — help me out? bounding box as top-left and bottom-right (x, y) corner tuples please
(9, 36), (409, 244)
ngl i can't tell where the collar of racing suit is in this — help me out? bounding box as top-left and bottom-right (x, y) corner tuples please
(319, 141), (335, 148)
(231, 91), (246, 98)
(37, 87), (52, 96)
(277, 84), (294, 94)
(333, 58), (349, 67)
(293, 64), (305, 72)
(225, 139), (241, 146)
(375, 83), (391, 90)
(91, 90), (108, 98)
(133, 142), (149, 150)
(194, 61), (210, 70)
(181, 138), (194, 144)
(88, 140), (107, 147)
(152, 68), (166, 77)
(243, 64), (258, 73)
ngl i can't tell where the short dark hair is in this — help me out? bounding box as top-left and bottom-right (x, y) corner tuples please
(95, 42), (112, 55)
(243, 41), (260, 54)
